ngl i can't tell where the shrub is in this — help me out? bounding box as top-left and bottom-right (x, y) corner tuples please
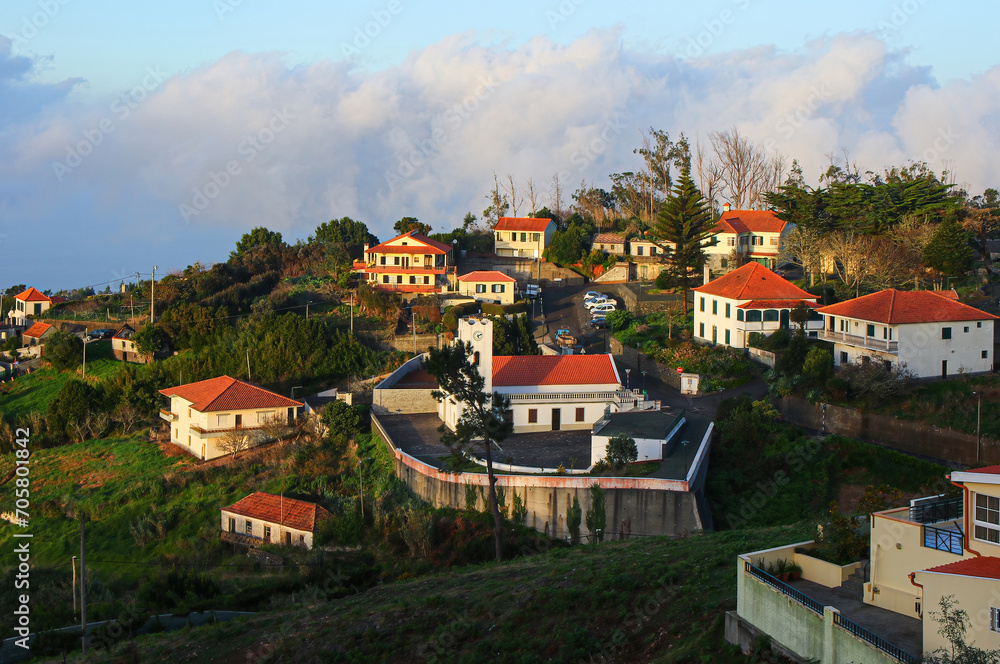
(605, 434), (638, 471)
(585, 484), (607, 543)
(44, 329), (83, 371)
(566, 495), (582, 544)
(322, 400), (363, 439)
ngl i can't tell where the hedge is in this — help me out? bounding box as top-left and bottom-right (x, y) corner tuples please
(482, 301), (529, 316)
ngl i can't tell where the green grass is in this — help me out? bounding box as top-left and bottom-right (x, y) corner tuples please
(57, 522), (814, 664)
(876, 374), (1000, 440)
(0, 341), (125, 419)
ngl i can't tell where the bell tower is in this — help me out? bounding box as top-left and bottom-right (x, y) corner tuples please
(458, 318), (493, 393)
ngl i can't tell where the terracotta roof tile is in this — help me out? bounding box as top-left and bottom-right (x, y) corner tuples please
(593, 233), (625, 245)
(960, 465), (1000, 475)
(710, 210), (788, 234)
(221, 492), (331, 532)
(492, 354), (620, 387)
(817, 290), (997, 324)
(22, 322), (53, 338)
(15, 287), (51, 303)
(923, 556), (1000, 580)
(112, 324), (135, 340)
(159, 376), (302, 412)
(495, 217), (554, 232)
(457, 270), (516, 283)
(367, 231), (451, 255)
(736, 299), (819, 309)
(693, 263), (816, 301)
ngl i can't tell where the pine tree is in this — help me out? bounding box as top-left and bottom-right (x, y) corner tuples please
(923, 216), (974, 277)
(651, 165), (714, 316)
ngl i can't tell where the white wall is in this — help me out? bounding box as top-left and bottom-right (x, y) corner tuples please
(220, 510), (314, 549)
(899, 320), (994, 377)
(693, 294), (742, 348)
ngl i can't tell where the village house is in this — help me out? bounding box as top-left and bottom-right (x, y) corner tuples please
(21, 322), (54, 347)
(454, 270), (516, 305)
(592, 232), (626, 256)
(493, 217), (556, 258)
(111, 323), (160, 363)
(10, 287), (52, 325)
(816, 289), (996, 378)
(159, 376), (302, 460)
(626, 236), (670, 282)
(220, 492), (331, 550)
(702, 206), (793, 272)
(692, 262), (821, 349)
(352, 230), (454, 296)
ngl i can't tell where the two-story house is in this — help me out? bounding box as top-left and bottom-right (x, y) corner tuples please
(10, 287), (52, 325)
(816, 289), (996, 378)
(867, 466), (1000, 653)
(627, 236), (671, 282)
(159, 376), (302, 460)
(455, 271), (516, 305)
(352, 230), (454, 296)
(494, 217), (556, 258)
(692, 262), (821, 349)
(703, 206), (792, 272)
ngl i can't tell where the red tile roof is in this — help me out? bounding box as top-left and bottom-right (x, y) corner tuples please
(112, 324), (135, 340)
(15, 287), (51, 303)
(817, 290), (998, 324)
(22, 322), (53, 338)
(736, 299), (819, 309)
(492, 354), (620, 387)
(710, 210), (788, 235)
(923, 556), (1000, 580)
(221, 492), (331, 532)
(495, 217), (554, 232)
(960, 465), (1000, 475)
(693, 263), (816, 301)
(457, 270), (516, 283)
(159, 376), (302, 412)
(593, 233), (625, 245)
(367, 231), (451, 255)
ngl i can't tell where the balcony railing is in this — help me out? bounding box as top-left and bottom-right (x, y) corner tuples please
(159, 409), (177, 421)
(910, 496), (963, 524)
(506, 389), (644, 404)
(818, 330), (898, 353)
(923, 524), (964, 555)
(745, 561), (824, 615)
(832, 612), (921, 664)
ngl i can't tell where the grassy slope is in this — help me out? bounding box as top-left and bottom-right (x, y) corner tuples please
(56, 523), (812, 664)
(0, 340), (123, 419)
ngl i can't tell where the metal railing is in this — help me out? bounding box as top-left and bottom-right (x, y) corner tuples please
(924, 524), (964, 555)
(818, 330), (899, 353)
(910, 496), (963, 524)
(506, 389), (643, 403)
(744, 561), (824, 615)
(832, 612), (921, 664)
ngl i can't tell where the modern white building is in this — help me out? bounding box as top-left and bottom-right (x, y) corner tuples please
(439, 319), (657, 434)
(816, 289), (997, 378)
(692, 262), (821, 349)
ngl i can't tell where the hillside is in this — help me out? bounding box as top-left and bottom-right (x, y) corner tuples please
(51, 523), (812, 664)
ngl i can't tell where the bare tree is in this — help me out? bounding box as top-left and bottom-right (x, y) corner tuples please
(111, 404), (145, 435)
(483, 173), (510, 228)
(219, 429), (250, 460)
(708, 128), (786, 209)
(550, 173), (564, 220)
(68, 419), (89, 444)
(695, 140), (723, 214)
(778, 226), (827, 286)
(524, 177), (538, 215)
(503, 174), (522, 218)
(260, 414), (290, 443)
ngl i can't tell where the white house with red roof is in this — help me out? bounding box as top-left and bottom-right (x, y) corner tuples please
(494, 217), (556, 258)
(817, 289), (997, 378)
(159, 376), (302, 460)
(692, 262), (821, 349)
(455, 271), (516, 305)
(436, 318), (656, 434)
(221, 492), (332, 550)
(592, 232), (626, 255)
(703, 206), (792, 271)
(865, 465), (1000, 654)
(352, 230), (454, 296)
(10, 287), (52, 325)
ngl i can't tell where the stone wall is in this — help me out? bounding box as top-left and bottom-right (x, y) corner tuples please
(610, 337), (682, 391)
(372, 388), (438, 416)
(774, 395), (997, 466)
(373, 413), (708, 540)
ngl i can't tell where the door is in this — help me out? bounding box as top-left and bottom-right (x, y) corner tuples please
(942, 360), (948, 378)
(780, 309), (790, 329)
(235, 414), (242, 428)
(551, 408), (561, 431)
(285, 532), (292, 545)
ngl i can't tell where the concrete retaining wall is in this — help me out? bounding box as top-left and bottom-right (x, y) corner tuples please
(373, 413), (707, 540)
(774, 396), (998, 466)
(610, 338), (683, 391)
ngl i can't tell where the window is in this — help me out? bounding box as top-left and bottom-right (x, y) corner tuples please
(576, 407), (585, 422)
(216, 415), (229, 427)
(725, 303), (731, 319)
(840, 351), (848, 364)
(978, 322), (983, 328)
(532, 233), (540, 242)
(725, 329), (730, 345)
(637, 246), (644, 256)
(235, 414), (242, 428)
(699, 322), (705, 337)
(746, 310), (762, 322)
(528, 409), (537, 424)
(720, 258), (728, 269)
(712, 300), (718, 315)
(866, 324), (875, 337)
(299, 534), (305, 544)
(700, 297), (705, 312)
(975, 493), (1000, 544)
(883, 360), (892, 371)
(394, 256), (400, 265)
(380, 256), (387, 265)
(992, 607), (1000, 634)
(245, 520), (253, 536)
(650, 246), (657, 256)
(492, 284), (505, 293)
(511, 232), (517, 241)
(382, 275), (390, 284)
(770, 237), (779, 246)
(942, 327), (952, 340)
(264, 525), (271, 542)
(476, 284), (486, 293)
(727, 237), (736, 247)
(496, 232), (501, 241)
(188, 408), (192, 417)
(520, 232), (527, 242)
(228, 517), (236, 532)
(423, 276), (430, 284)
(763, 310), (779, 322)
(984, 350), (990, 359)
(409, 276), (417, 284)
(737, 310), (744, 321)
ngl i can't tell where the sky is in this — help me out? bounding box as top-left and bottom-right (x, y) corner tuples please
(3, 0), (1000, 290)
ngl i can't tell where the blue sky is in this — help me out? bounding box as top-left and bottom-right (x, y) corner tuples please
(3, 0), (1000, 290)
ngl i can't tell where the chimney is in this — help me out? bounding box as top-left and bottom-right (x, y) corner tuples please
(362, 243), (369, 253)
(722, 202), (731, 213)
(704, 264), (712, 284)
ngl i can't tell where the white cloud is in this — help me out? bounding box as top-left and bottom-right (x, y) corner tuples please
(2, 30), (1000, 287)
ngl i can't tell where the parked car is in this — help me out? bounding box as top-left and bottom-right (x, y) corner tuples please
(585, 298), (612, 310)
(589, 317), (607, 329)
(583, 291), (602, 300)
(86, 329), (113, 341)
(589, 303), (616, 314)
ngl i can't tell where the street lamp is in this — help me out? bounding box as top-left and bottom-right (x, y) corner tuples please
(681, 440), (690, 478)
(642, 371), (647, 391)
(625, 368), (631, 391)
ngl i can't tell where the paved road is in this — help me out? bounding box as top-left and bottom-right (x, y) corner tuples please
(539, 284), (622, 353)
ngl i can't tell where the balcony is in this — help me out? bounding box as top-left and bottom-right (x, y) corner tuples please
(357, 265), (448, 275)
(505, 389), (647, 404)
(159, 409), (177, 422)
(877, 496), (965, 555)
(818, 330), (898, 354)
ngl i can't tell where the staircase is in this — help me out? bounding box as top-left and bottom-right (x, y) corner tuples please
(839, 561), (869, 599)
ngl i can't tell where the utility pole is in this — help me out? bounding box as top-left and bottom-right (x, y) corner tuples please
(133, 273), (139, 322)
(150, 265), (157, 323)
(72, 555), (77, 616)
(350, 292), (354, 334)
(80, 513), (87, 654)
(246, 349), (252, 381)
(82, 338), (87, 378)
(413, 318), (417, 356)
